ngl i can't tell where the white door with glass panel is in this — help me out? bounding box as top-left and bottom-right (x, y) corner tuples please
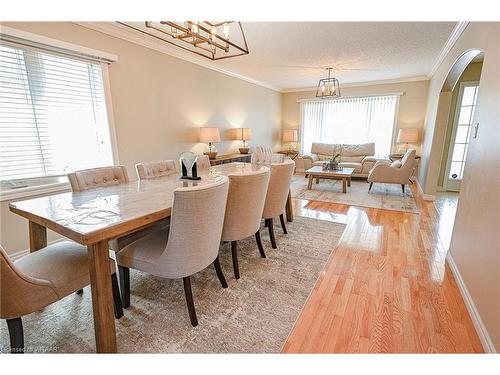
(444, 82), (479, 192)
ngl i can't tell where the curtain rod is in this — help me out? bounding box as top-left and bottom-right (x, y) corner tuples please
(0, 26), (117, 64)
(297, 92), (405, 103)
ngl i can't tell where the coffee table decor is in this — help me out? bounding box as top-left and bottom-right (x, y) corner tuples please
(305, 165), (355, 193)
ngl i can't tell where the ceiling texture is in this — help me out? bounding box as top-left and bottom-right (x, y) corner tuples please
(82, 22), (458, 92)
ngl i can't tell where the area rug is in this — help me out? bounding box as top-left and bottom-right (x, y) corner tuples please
(291, 175), (419, 214)
(0, 216), (345, 353)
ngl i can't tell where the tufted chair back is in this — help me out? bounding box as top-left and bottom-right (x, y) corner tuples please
(256, 145), (273, 154)
(67, 166), (129, 192)
(262, 158), (295, 219)
(251, 152), (285, 165)
(136, 160), (177, 180)
(221, 169), (270, 242)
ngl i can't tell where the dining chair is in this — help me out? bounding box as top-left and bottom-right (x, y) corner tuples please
(116, 176), (229, 327)
(262, 159), (295, 249)
(0, 243), (123, 354)
(135, 159), (177, 179)
(67, 165), (130, 192)
(251, 152), (285, 165)
(196, 154), (211, 173)
(256, 145), (273, 154)
(221, 169), (270, 279)
(67, 165), (169, 302)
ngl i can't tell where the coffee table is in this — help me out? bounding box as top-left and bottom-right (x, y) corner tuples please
(305, 166), (355, 193)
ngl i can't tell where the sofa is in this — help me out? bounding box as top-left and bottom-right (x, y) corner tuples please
(301, 142), (377, 178)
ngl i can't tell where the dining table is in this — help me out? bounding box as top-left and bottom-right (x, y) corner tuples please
(8, 162), (294, 353)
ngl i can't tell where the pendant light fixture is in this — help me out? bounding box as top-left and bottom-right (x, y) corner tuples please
(316, 68), (341, 99)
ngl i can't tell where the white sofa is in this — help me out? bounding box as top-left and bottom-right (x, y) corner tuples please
(301, 142), (378, 178)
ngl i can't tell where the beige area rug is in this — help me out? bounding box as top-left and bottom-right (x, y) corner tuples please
(0, 216), (345, 353)
(291, 175), (419, 214)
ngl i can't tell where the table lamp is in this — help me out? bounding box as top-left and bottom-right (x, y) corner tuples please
(396, 128), (419, 153)
(199, 127), (221, 159)
(236, 128), (252, 154)
(282, 129), (298, 152)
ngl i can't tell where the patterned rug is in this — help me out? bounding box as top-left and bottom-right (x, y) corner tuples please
(291, 175), (419, 214)
(0, 216), (345, 353)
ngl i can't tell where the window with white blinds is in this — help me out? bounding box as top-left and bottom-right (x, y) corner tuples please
(300, 95), (399, 156)
(0, 43), (114, 181)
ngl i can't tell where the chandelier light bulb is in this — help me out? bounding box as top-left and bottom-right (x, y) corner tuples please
(191, 21), (199, 33)
(223, 23), (230, 39)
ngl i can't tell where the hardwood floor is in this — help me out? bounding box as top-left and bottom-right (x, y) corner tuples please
(282, 184), (483, 353)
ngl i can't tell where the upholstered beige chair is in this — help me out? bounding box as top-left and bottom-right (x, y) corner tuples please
(67, 165), (168, 303)
(196, 155), (211, 173)
(262, 159), (295, 249)
(367, 149), (416, 194)
(67, 165), (130, 192)
(0, 243), (122, 353)
(251, 152), (285, 165)
(135, 159), (177, 179)
(116, 176), (229, 327)
(221, 169), (270, 279)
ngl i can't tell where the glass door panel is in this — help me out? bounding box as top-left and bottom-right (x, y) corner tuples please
(445, 82), (479, 191)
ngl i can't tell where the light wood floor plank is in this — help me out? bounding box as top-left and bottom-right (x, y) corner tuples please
(282, 184), (483, 353)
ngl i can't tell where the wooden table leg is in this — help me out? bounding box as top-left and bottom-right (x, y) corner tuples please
(348, 177), (351, 187)
(285, 189), (294, 223)
(87, 240), (117, 353)
(342, 178), (347, 193)
(29, 221), (47, 252)
(307, 175), (313, 190)
(315, 177), (319, 184)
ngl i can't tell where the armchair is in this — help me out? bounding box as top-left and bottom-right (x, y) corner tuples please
(367, 149), (416, 194)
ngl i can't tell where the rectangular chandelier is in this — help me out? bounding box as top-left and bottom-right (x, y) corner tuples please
(117, 21), (249, 60)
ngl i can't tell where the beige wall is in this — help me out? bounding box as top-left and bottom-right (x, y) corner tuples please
(437, 62), (483, 188)
(0, 22), (282, 255)
(281, 80), (430, 164)
(419, 22), (500, 351)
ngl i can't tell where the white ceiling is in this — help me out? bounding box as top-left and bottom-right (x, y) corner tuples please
(82, 22), (458, 91)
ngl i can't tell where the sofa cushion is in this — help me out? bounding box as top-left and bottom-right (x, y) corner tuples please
(311, 142), (341, 156)
(317, 154), (332, 161)
(312, 160), (327, 167)
(339, 162), (363, 173)
(390, 160), (402, 168)
(340, 155), (364, 163)
(341, 143), (375, 157)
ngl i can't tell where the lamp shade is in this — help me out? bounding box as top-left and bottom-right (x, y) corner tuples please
(283, 129), (298, 142)
(199, 127), (221, 143)
(237, 128), (252, 141)
(397, 128), (419, 143)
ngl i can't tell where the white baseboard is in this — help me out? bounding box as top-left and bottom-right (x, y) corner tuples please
(416, 178), (436, 201)
(9, 238), (65, 261)
(446, 253), (497, 353)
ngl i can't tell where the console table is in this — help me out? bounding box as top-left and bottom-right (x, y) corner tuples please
(209, 153), (251, 166)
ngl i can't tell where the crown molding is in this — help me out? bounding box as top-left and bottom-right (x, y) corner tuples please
(74, 22), (282, 93)
(281, 75), (430, 93)
(428, 22), (470, 78)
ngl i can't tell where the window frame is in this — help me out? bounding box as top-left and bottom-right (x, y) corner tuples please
(0, 27), (119, 201)
(298, 92), (402, 157)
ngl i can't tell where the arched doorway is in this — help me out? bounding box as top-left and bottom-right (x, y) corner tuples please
(425, 49), (484, 248)
(424, 49), (484, 196)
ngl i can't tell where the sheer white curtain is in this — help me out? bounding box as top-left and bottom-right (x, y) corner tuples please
(300, 95), (398, 156)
